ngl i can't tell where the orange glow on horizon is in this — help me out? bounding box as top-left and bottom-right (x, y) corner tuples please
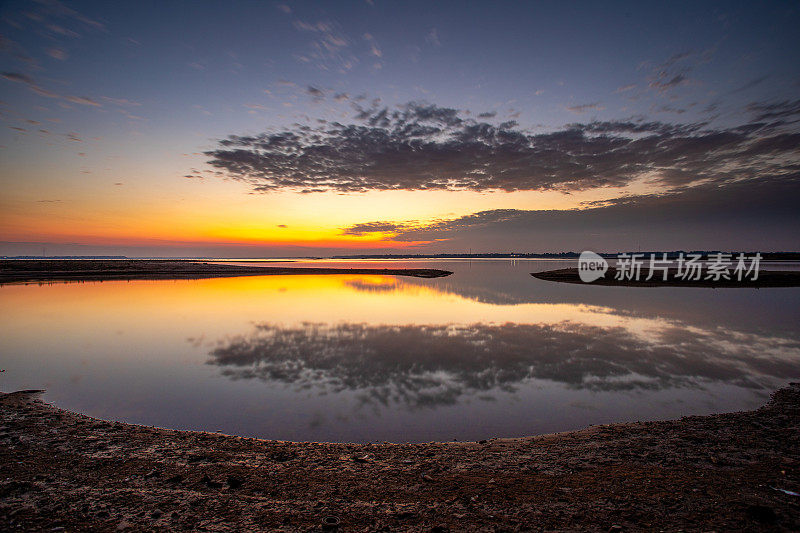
(0, 170), (663, 252)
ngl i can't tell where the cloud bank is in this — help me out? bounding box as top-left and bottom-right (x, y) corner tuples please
(341, 176), (800, 250)
(203, 101), (800, 194)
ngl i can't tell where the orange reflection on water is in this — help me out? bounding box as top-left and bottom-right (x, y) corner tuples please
(0, 272), (694, 373)
(0, 273), (628, 337)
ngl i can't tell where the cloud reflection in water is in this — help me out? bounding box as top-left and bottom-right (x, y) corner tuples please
(207, 320), (800, 410)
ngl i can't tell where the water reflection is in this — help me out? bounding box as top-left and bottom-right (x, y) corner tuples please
(208, 319), (800, 409)
(3, 262), (800, 442)
(342, 278), (402, 294)
(344, 263), (800, 338)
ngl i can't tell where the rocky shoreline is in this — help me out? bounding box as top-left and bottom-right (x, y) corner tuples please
(1, 386), (798, 531)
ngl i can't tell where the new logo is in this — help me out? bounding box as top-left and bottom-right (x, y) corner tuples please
(578, 251), (608, 282)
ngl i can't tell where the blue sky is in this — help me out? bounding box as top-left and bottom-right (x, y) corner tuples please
(1, 1), (799, 256)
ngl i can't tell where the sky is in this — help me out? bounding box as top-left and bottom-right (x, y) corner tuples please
(1, 0), (799, 257)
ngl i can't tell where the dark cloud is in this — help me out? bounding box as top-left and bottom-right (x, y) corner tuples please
(33, 0), (106, 32)
(342, 221), (414, 236)
(645, 51), (701, 94)
(746, 99), (800, 122)
(45, 47), (67, 60)
(292, 19), (355, 72)
(649, 73), (687, 92)
(64, 95), (101, 107)
(306, 85), (324, 99)
(352, 209), (524, 241)
(477, 111), (496, 118)
(2, 71), (59, 98)
(731, 75), (770, 94)
(204, 101), (800, 194)
(102, 97), (141, 107)
(566, 102), (602, 113)
(2, 71), (34, 84)
(208, 321), (800, 409)
(1, 71), (102, 106)
(340, 176), (800, 250)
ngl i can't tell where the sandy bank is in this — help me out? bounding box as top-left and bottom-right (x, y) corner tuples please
(0, 260), (452, 284)
(1, 385), (798, 531)
(532, 267), (800, 288)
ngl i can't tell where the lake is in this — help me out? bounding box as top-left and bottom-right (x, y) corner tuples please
(2, 259), (799, 443)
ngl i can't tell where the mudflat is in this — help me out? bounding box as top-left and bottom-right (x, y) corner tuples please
(0, 260), (452, 284)
(532, 267), (800, 287)
(1, 385), (798, 531)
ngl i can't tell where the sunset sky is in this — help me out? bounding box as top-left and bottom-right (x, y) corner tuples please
(1, 0), (799, 256)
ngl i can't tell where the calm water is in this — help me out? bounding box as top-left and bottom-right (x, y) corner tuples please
(2, 259), (799, 443)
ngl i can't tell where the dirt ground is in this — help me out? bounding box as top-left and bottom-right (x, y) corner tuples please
(1, 386), (799, 531)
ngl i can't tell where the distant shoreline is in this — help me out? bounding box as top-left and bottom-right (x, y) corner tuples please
(532, 267), (800, 288)
(1, 385), (798, 530)
(0, 259), (452, 284)
(5, 252), (800, 261)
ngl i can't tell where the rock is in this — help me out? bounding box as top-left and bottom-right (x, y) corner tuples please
(165, 474), (183, 484)
(151, 510), (162, 519)
(226, 475), (243, 489)
(422, 474), (435, 482)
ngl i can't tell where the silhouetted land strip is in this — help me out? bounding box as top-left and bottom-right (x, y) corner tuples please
(0, 259), (452, 283)
(1, 385), (798, 530)
(532, 267), (800, 287)
(330, 252), (800, 260)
